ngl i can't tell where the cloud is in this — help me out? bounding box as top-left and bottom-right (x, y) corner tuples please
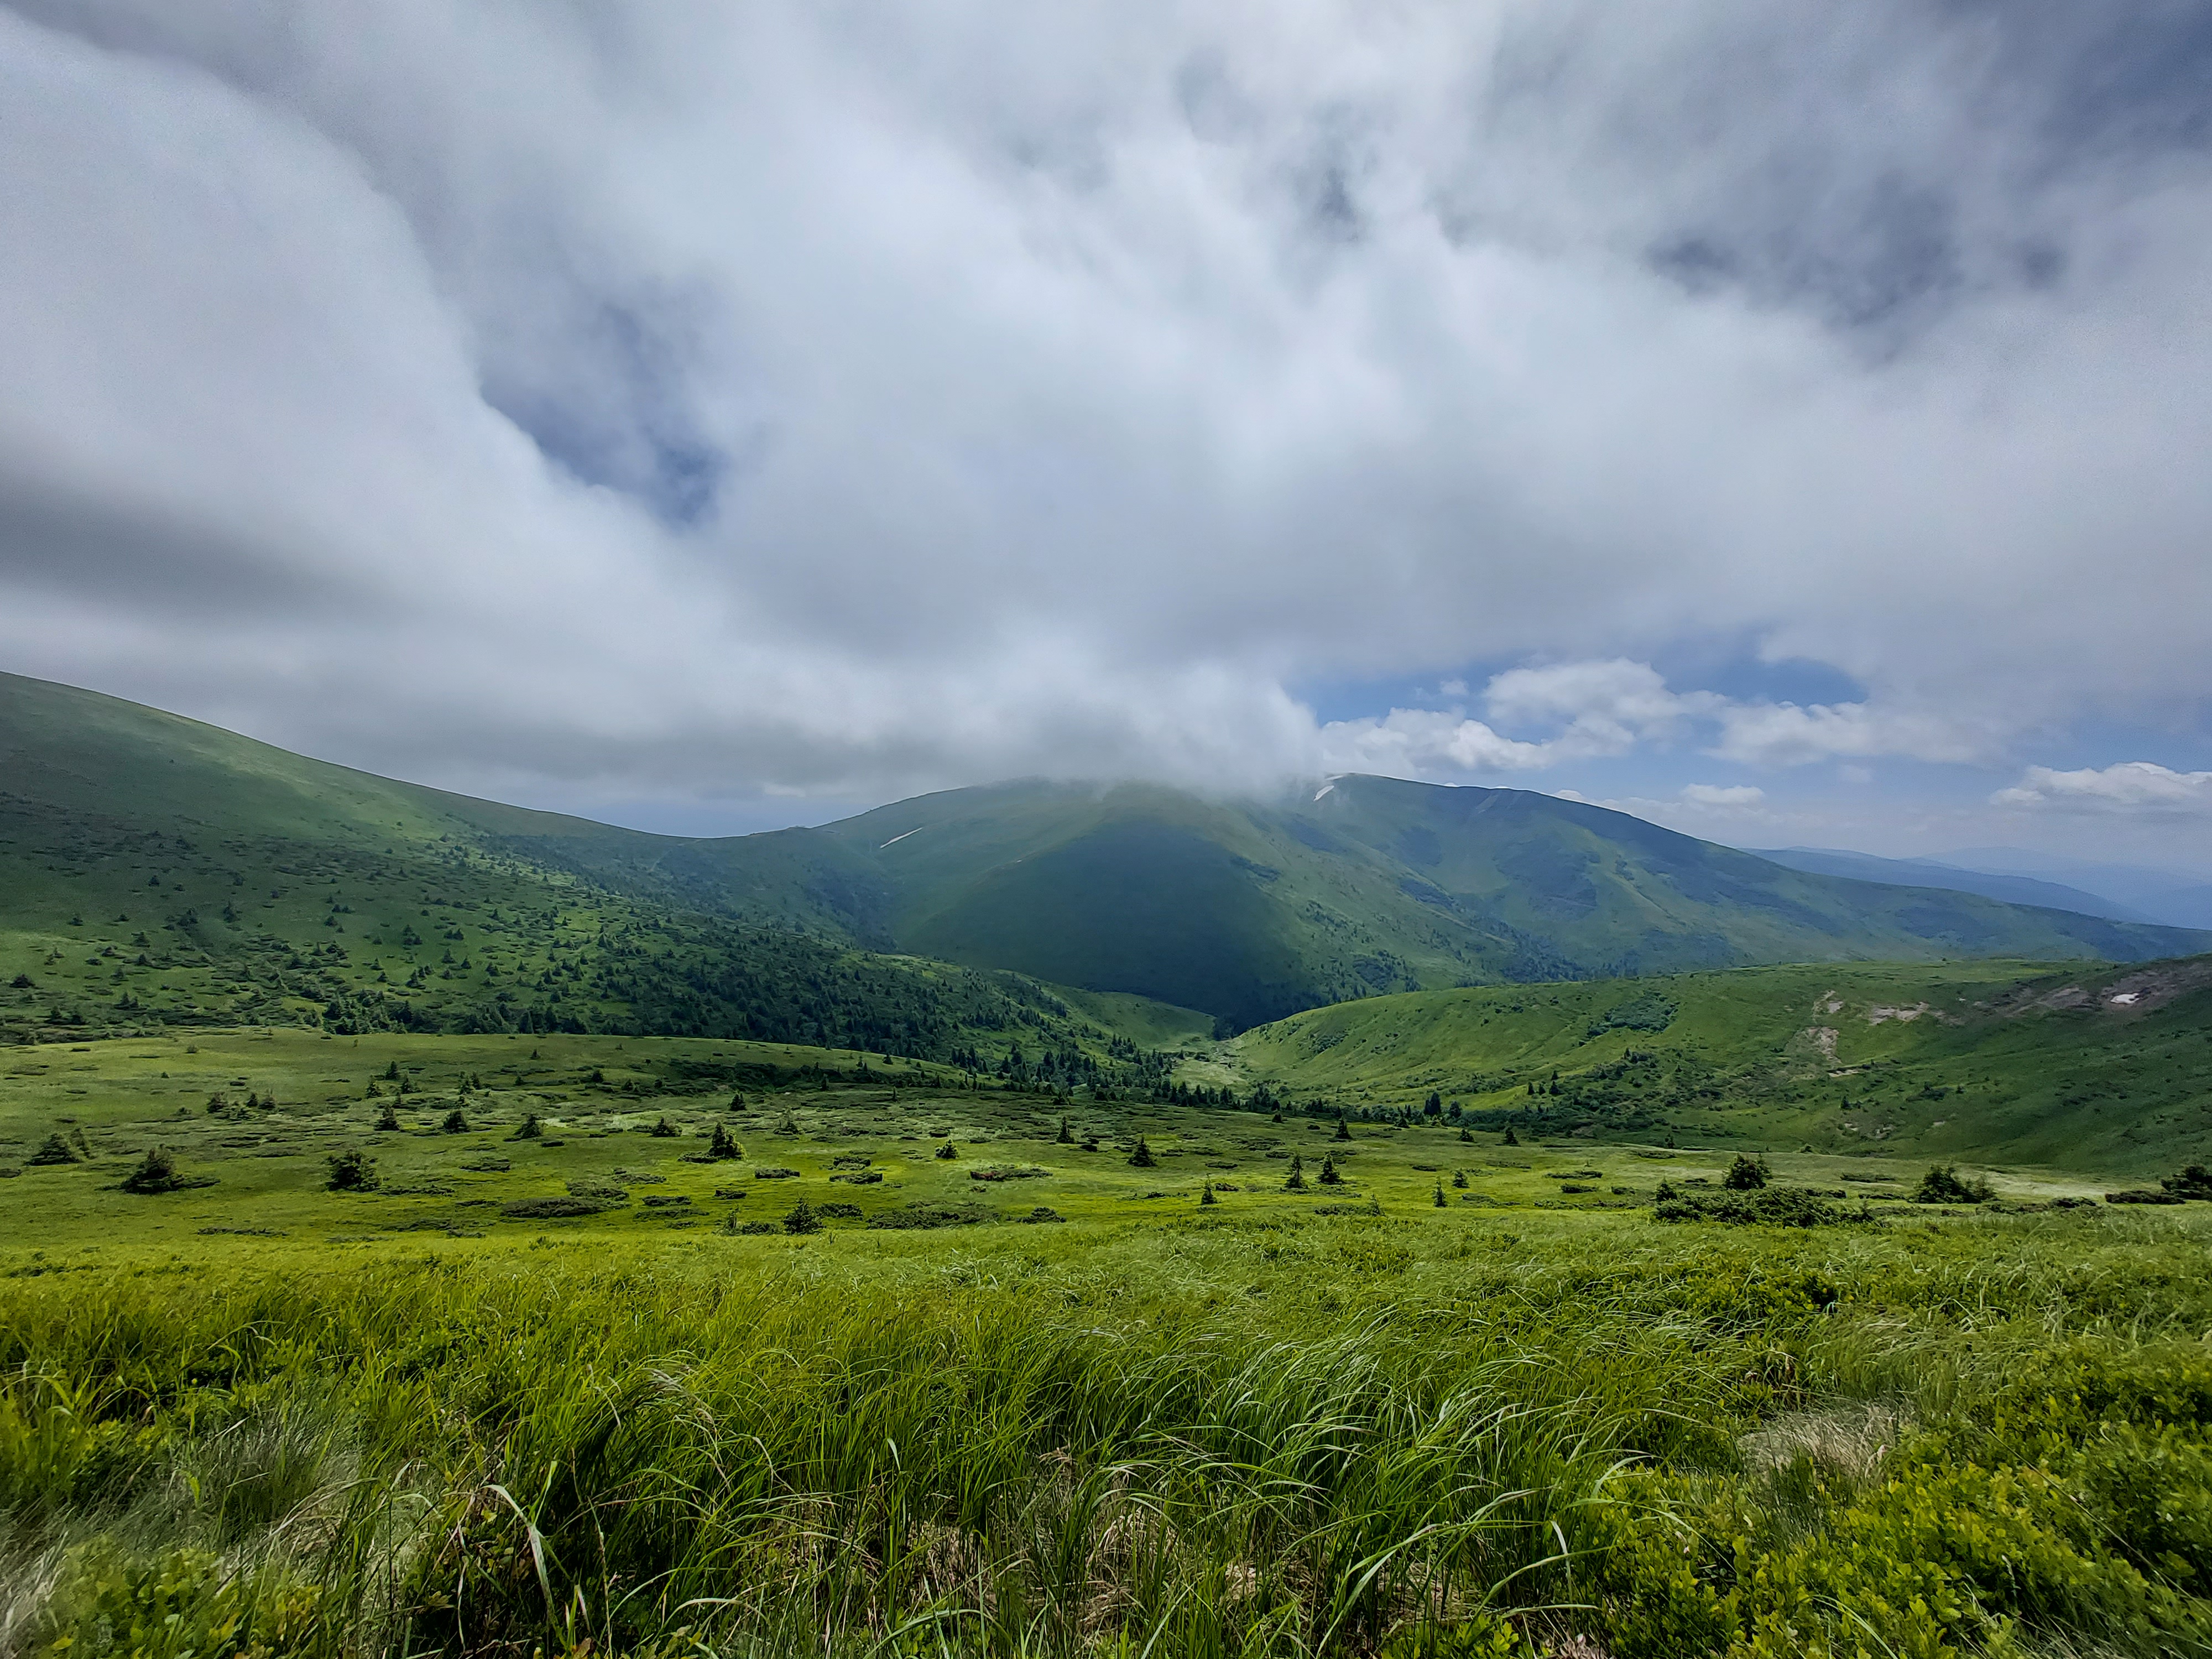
(1992, 763), (2212, 815)
(1679, 783), (1766, 808)
(0, 2), (2206, 820)
(1710, 701), (1992, 767)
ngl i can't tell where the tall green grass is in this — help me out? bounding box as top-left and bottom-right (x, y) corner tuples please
(5, 1211), (2212, 1656)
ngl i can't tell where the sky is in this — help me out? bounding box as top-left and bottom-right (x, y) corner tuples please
(2, 1), (2209, 871)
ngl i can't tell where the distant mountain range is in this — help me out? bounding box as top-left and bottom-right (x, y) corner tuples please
(1752, 846), (2212, 932)
(4, 671), (2206, 1038)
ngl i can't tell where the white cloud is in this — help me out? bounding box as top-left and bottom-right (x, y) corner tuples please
(1710, 701), (1991, 767)
(1992, 763), (2212, 815)
(0, 2), (2206, 819)
(1679, 783), (1765, 808)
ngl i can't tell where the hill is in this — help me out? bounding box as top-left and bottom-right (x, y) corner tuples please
(6, 672), (2209, 1037)
(1749, 846), (2156, 924)
(1222, 954), (2212, 1173)
(792, 773), (2208, 1027)
(0, 673), (1182, 1068)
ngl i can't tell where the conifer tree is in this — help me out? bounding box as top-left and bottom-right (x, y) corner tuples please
(1200, 1181), (1217, 1207)
(1503, 1127), (1520, 1146)
(1129, 1136), (1157, 1168)
(1284, 1154), (1307, 1191)
(1318, 1155), (1342, 1186)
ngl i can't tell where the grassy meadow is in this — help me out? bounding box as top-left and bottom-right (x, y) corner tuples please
(7, 1025), (2212, 1656)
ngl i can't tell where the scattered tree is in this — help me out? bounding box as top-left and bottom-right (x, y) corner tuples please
(1284, 1154), (1307, 1192)
(1434, 1181), (1447, 1207)
(1724, 1155), (1770, 1191)
(510, 1113), (543, 1140)
(1200, 1181), (1217, 1207)
(1452, 1169), (1468, 1189)
(374, 1104), (401, 1132)
(1056, 1118), (1073, 1145)
(650, 1117), (679, 1138)
(326, 1150), (379, 1191)
(1913, 1164), (1992, 1204)
(1129, 1136), (1157, 1168)
(26, 1133), (81, 1166)
(441, 1110), (469, 1134)
(1318, 1155), (1342, 1186)
(935, 1141), (959, 1160)
(1502, 1128), (1519, 1147)
(782, 1199), (822, 1235)
(708, 1124), (743, 1160)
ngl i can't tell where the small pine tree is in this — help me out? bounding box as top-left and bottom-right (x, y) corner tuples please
(1433, 1181), (1446, 1207)
(1452, 1168), (1468, 1189)
(1200, 1181), (1217, 1207)
(325, 1149), (379, 1191)
(1285, 1154), (1307, 1192)
(728, 1089), (746, 1110)
(708, 1124), (742, 1160)
(1334, 1118), (1353, 1142)
(783, 1199), (822, 1235)
(383, 1061), (400, 1081)
(374, 1103), (400, 1131)
(441, 1109), (468, 1134)
(1318, 1155), (1342, 1186)
(27, 1133), (81, 1166)
(1458, 1126), (1474, 1144)
(935, 1141), (958, 1160)
(121, 1147), (181, 1193)
(650, 1117), (679, 1138)
(1424, 1091), (1442, 1117)
(1502, 1128), (1520, 1147)
(1057, 1118), (1073, 1145)
(1724, 1155), (1770, 1191)
(510, 1113), (543, 1141)
(1129, 1136), (1157, 1168)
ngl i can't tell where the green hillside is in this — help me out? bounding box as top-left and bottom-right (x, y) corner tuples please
(6, 672), (2207, 1042)
(803, 773), (2208, 1028)
(0, 674), (1171, 1066)
(1223, 954), (2212, 1174)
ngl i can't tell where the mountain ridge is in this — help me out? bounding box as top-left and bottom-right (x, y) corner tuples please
(3, 670), (2207, 1035)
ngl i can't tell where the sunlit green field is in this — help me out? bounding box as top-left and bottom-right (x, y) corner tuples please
(7, 1029), (2212, 1658)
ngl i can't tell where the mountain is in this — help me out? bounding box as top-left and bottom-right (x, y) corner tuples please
(1225, 954), (2212, 1174)
(1749, 846), (2156, 925)
(0, 671), (1188, 1060)
(3, 671), (2208, 1039)
(1938, 847), (2212, 932)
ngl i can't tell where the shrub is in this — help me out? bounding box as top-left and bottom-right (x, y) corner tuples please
(2162, 1164), (2212, 1199)
(753, 1167), (800, 1180)
(1724, 1155), (1770, 1191)
(934, 1141), (958, 1160)
(817, 1202), (862, 1220)
(324, 1150), (379, 1192)
(1201, 1182), (1218, 1206)
(1502, 1127), (1519, 1146)
(1653, 1181), (1851, 1227)
(121, 1147), (213, 1194)
(650, 1117), (679, 1138)
(1914, 1164), (1993, 1204)
(503, 1196), (609, 1218)
(2106, 1188), (2184, 1206)
(27, 1133), (82, 1167)
(782, 1201), (823, 1235)
(867, 1203), (989, 1230)
(1016, 1206), (1066, 1224)
(510, 1114), (543, 1140)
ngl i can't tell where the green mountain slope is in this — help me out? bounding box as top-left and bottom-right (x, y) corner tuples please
(5, 672), (2206, 1039)
(799, 774), (2208, 1028)
(1222, 955), (2212, 1174)
(0, 674), (1167, 1062)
